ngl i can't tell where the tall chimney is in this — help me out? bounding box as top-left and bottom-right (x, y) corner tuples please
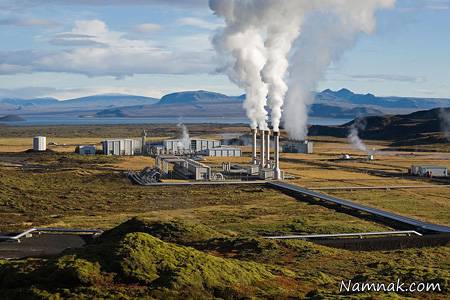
(265, 130), (271, 168)
(273, 131), (281, 180)
(251, 128), (257, 165)
(260, 129), (266, 168)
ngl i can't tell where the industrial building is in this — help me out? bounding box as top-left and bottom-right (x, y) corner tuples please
(33, 136), (46, 151)
(163, 139), (191, 155)
(156, 155), (212, 180)
(153, 138), (221, 155)
(283, 140), (314, 154)
(199, 147), (241, 157)
(191, 138), (221, 152)
(76, 145), (96, 155)
(410, 165), (448, 177)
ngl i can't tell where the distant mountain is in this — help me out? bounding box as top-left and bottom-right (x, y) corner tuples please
(0, 114), (25, 122)
(60, 94), (158, 108)
(0, 97), (58, 106)
(0, 94), (158, 115)
(93, 90), (381, 119)
(157, 91), (242, 106)
(1, 89), (450, 121)
(309, 103), (382, 118)
(316, 88), (450, 110)
(309, 107), (450, 145)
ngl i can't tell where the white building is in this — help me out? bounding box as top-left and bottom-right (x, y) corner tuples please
(163, 139), (191, 155)
(161, 138), (221, 155)
(33, 136), (46, 151)
(283, 140), (314, 154)
(410, 165), (448, 177)
(77, 145), (96, 155)
(190, 138), (221, 152)
(102, 139), (135, 156)
(199, 147), (242, 157)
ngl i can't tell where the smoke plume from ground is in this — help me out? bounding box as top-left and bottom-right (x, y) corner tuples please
(177, 122), (190, 150)
(210, 0), (395, 137)
(439, 108), (450, 142)
(348, 118), (369, 152)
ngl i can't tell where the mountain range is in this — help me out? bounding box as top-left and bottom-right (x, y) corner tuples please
(1, 89), (449, 120)
(309, 107), (450, 146)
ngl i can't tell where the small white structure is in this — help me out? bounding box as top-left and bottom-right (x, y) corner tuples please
(161, 138), (221, 155)
(77, 145), (96, 155)
(199, 147), (242, 157)
(163, 139), (191, 155)
(190, 138), (221, 152)
(33, 136), (46, 151)
(410, 165), (448, 177)
(102, 139), (135, 156)
(283, 140), (314, 154)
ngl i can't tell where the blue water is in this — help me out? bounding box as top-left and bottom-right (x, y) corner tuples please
(1, 115), (351, 126)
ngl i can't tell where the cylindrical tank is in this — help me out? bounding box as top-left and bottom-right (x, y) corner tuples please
(33, 136), (46, 151)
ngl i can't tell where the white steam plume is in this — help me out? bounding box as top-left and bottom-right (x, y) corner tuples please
(210, 0), (395, 138)
(210, 0), (269, 130)
(439, 108), (450, 142)
(284, 0), (395, 140)
(348, 118), (368, 152)
(177, 122), (190, 150)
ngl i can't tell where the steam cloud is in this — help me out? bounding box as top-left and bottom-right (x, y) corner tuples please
(177, 122), (190, 150)
(439, 108), (450, 142)
(348, 118), (368, 152)
(210, 0), (395, 137)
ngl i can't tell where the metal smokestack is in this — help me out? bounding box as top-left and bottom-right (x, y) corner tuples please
(260, 129), (266, 168)
(265, 130), (271, 168)
(273, 131), (281, 180)
(251, 128), (257, 165)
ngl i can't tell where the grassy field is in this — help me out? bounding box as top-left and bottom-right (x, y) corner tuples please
(0, 124), (449, 299)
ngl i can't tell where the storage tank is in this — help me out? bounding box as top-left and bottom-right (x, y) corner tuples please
(33, 136), (46, 151)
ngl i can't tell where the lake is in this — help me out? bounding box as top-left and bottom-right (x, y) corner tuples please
(1, 115), (352, 126)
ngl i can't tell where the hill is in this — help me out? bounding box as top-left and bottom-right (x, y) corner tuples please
(0, 94), (158, 114)
(94, 90), (382, 119)
(309, 107), (450, 146)
(0, 114), (25, 122)
(1, 89), (450, 120)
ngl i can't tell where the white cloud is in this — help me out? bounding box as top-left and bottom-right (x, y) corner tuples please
(0, 19), (213, 78)
(132, 23), (162, 33)
(347, 73), (427, 83)
(0, 16), (58, 27)
(177, 17), (220, 30)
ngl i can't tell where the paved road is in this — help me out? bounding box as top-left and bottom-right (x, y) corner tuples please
(269, 181), (450, 234)
(309, 185), (450, 191)
(0, 234), (88, 259)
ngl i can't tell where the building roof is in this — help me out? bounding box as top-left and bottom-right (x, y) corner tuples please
(412, 165), (448, 169)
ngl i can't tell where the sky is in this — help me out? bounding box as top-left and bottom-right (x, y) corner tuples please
(0, 0), (449, 100)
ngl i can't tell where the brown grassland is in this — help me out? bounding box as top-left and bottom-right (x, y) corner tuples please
(0, 124), (448, 299)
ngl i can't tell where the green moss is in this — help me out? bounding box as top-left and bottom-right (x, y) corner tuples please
(101, 217), (223, 245)
(49, 256), (103, 286)
(115, 232), (279, 290)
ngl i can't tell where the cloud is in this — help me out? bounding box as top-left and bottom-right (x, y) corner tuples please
(347, 73), (427, 83)
(0, 63), (32, 75)
(397, 0), (449, 12)
(132, 23), (162, 33)
(0, 16), (58, 27)
(177, 17), (220, 30)
(0, 19), (213, 78)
